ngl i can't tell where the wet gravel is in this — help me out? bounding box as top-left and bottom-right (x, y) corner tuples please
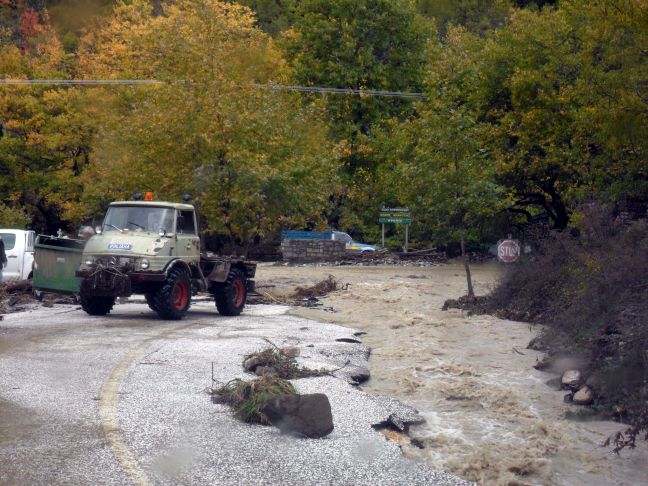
(0, 301), (472, 485)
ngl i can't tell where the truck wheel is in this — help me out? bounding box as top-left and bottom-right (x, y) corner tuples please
(80, 292), (116, 316)
(214, 268), (247, 316)
(153, 266), (191, 320)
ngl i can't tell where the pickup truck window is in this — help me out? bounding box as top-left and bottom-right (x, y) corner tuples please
(0, 233), (16, 250)
(104, 206), (175, 233)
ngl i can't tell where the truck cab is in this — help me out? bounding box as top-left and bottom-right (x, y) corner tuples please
(0, 229), (35, 281)
(80, 201), (200, 274)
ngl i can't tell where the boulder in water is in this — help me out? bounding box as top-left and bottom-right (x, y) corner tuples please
(561, 370), (582, 390)
(573, 385), (594, 405)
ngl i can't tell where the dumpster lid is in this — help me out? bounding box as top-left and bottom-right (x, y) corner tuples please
(35, 235), (86, 251)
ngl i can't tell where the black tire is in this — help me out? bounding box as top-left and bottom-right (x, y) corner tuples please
(153, 266), (191, 320)
(214, 268), (247, 316)
(80, 292), (115, 316)
(145, 292), (159, 312)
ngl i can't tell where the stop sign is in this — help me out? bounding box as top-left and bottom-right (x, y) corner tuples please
(497, 239), (520, 263)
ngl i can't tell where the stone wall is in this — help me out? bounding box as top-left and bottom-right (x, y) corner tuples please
(281, 239), (346, 263)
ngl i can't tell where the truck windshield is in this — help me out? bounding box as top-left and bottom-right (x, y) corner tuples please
(103, 206), (174, 233)
(0, 233), (16, 250)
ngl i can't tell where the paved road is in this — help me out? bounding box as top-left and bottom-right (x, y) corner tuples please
(0, 301), (470, 486)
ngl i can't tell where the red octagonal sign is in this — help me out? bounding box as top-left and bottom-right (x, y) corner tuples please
(497, 239), (520, 263)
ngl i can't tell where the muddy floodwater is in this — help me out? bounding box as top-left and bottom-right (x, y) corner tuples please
(258, 263), (648, 486)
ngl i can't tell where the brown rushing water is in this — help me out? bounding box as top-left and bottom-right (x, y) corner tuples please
(259, 262), (648, 486)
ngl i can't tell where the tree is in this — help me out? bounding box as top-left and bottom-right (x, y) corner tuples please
(415, 0), (510, 35)
(73, 0), (336, 247)
(0, 8), (95, 233)
(235, 0), (296, 37)
(0, 204), (31, 228)
(283, 0), (430, 171)
(474, 2), (647, 228)
(562, 0), (648, 204)
(377, 29), (504, 297)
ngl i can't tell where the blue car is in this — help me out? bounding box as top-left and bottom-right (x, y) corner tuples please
(331, 231), (379, 254)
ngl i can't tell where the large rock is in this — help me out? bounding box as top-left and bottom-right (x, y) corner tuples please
(263, 393), (334, 438)
(348, 365), (371, 385)
(561, 370), (582, 390)
(573, 385), (594, 405)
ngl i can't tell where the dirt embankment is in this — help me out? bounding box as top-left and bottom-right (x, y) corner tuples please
(255, 262), (648, 486)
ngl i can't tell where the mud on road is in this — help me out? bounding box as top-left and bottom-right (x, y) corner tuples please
(257, 262), (648, 486)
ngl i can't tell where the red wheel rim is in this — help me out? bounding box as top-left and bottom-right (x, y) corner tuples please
(233, 278), (245, 307)
(173, 280), (189, 310)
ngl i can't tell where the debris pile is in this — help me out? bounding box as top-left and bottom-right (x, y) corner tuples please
(248, 275), (343, 310)
(0, 281), (76, 315)
(242, 346), (326, 379)
(292, 274), (341, 298)
(211, 344), (334, 438)
(212, 374), (298, 424)
(442, 294), (493, 316)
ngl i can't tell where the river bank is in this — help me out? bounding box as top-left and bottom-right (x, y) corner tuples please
(256, 262), (648, 486)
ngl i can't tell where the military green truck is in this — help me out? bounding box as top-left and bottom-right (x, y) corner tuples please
(34, 197), (256, 320)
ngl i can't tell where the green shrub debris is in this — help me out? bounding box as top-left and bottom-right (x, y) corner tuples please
(214, 375), (297, 424)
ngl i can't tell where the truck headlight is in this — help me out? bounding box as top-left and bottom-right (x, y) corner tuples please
(140, 258), (150, 270)
(84, 257), (94, 266)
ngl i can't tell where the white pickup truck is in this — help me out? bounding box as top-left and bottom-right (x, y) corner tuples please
(0, 229), (35, 281)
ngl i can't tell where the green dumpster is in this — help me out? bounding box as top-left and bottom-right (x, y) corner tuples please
(32, 235), (85, 294)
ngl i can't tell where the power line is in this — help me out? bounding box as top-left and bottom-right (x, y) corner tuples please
(0, 79), (425, 99)
(0, 79), (163, 85)
(254, 83), (425, 99)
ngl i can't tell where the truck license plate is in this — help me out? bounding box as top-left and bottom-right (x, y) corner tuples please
(107, 243), (133, 250)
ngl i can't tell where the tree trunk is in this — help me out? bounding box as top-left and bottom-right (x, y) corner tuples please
(460, 223), (475, 299)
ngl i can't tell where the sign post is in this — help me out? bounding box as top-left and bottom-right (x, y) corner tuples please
(405, 223), (409, 253)
(379, 207), (414, 252)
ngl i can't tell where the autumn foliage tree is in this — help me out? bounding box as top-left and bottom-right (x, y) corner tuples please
(71, 0), (335, 246)
(0, 4), (96, 232)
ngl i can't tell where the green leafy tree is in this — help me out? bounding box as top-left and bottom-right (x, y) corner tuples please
(377, 31), (504, 296)
(562, 0), (648, 203)
(415, 0), (510, 35)
(479, 2), (646, 227)
(283, 0), (430, 171)
(410, 2), (647, 231)
(281, 0), (430, 238)
(235, 0), (296, 37)
(0, 204), (31, 228)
